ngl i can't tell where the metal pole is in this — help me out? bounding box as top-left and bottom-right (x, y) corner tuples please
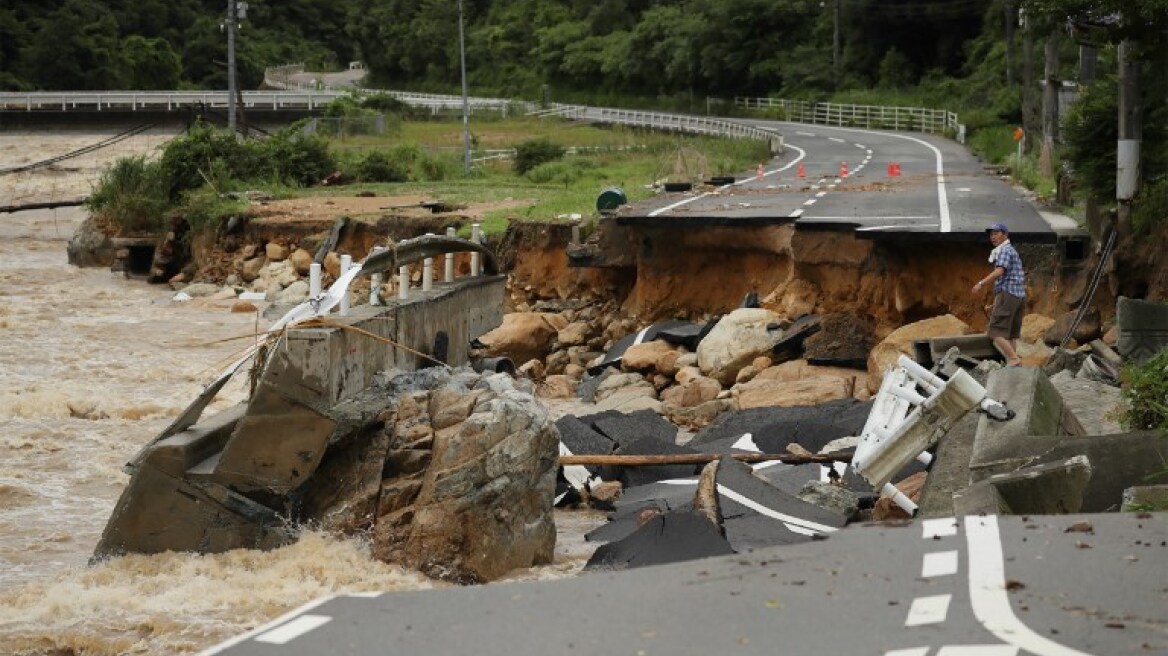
(226, 0), (238, 134)
(458, 0), (472, 176)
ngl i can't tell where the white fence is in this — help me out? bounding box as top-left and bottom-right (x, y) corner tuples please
(0, 90), (346, 112)
(736, 97), (964, 142)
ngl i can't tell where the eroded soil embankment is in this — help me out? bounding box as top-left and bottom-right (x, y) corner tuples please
(502, 220), (1084, 335)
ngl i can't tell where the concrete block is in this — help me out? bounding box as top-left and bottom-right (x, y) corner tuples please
(987, 455), (1092, 514)
(970, 367), (1085, 479)
(928, 334), (999, 363)
(1121, 485), (1168, 512)
(95, 465), (291, 558)
(141, 404), (245, 476)
(916, 411), (979, 518)
(1026, 431), (1168, 512)
(952, 479), (1009, 517)
(1116, 296), (1168, 364)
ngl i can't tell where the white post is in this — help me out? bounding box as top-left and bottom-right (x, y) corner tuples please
(423, 257), (434, 291)
(470, 223), (482, 277)
(339, 254), (352, 316)
(309, 262), (322, 297)
(398, 265), (409, 299)
(444, 226), (455, 283)
(571, 224), (581, 245)
(369, 246), (384, 305)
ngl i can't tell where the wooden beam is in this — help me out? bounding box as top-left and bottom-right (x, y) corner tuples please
(559, 452), (852, 467)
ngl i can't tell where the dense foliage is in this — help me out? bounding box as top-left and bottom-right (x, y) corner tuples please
(1121, 347), (1168, 434)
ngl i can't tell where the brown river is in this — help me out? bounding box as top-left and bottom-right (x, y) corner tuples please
(0, 128), (601, 655)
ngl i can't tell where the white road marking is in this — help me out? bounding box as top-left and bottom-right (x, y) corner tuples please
(657, 479), (839, 534)
(922, 518), (959, 538)
(803, 199), (817, 206)
(196, 596), (337, 655)
(829, 137), (846, 143)
(905, 594), (951, 626)
(855, 143), (867, 149)
(857, 224), (939, 231)
(345, 592), (384, 598)
(788, 208), (804, 218)
(796, 131), (816, 137)
(648, 146), (806, 217)
(965, 516), (1093, 656)
(867, 149), (873, 155)
(884, 649), (929, 656)
(921, 550), (959, 578)
(827, 183), (838, 188)
(957, 187), (972, 192)
(834, 178), (842, 183)
(804, 216), (932, 220)
(731, 432), (760, 451)
(815, 191), (827, 197)
(937, 647), (1019, 656)
(818, 178), (828, 184)
(778, 124), (952, 231)
(254, 615), (334, 645)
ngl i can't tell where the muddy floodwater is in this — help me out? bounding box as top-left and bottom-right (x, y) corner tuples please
(0, 130), (602, 655)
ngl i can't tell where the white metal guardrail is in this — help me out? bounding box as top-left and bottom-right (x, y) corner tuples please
(736, 97), (964, 143)
(0, 90), (348, 112)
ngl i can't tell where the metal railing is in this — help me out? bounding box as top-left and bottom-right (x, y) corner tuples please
(0, 90), (347, 112)
(579, 106), (784, 153)
(736, 97), (964, 142)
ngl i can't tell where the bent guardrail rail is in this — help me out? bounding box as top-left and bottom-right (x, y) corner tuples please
(854, 355), (1012, 514)
(735, 97), (965, 143)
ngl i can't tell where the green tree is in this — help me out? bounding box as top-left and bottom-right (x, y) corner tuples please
(121, 35), (182, 90)
(23, 0), (124, 89)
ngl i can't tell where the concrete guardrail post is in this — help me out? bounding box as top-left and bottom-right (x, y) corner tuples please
(339, 254), (352, 316)
(470, 223), (482, 277)
(445, 227), (456, 283)
(398, 266), (409, 300)
(309, 263), (322, 298)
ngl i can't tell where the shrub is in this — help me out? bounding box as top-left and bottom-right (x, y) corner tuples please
(1121, 347), (1168, 434)
(252, 128), (335, 186)
(86, 156), (169, 234)
(525, 159), (596, 185)
(158, 124), (249, 200)
(353, 149), (409, 183)
(514, 138), (566, 175)
(1132, 177), (1168, 235)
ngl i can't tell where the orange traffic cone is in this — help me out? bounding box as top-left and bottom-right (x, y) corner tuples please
(840, 161), (848, 178)
(757, 162), (764, 179)
(797, 162), (805, 178)
(893, 162), (902, 176)
(887, 162), (896, 177)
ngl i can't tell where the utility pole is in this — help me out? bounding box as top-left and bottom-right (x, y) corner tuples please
(832, 0), (840, 88)
(1116, 40), (1142, 234)
(226, 0), (238, 134)
(458, 0), (471, 177)
(1040, 32), (1059, 179)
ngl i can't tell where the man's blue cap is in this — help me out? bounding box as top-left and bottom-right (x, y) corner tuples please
(987, 222), (1009, 233)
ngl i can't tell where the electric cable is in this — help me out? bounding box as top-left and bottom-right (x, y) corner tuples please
(1058, 226), (1117, 349)
(0, 122), (158, 175)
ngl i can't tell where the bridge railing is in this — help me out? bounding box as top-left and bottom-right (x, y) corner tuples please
(735, 97), (964, 143)
(0, 90), (348, 111)
(582, 106), (784, 153)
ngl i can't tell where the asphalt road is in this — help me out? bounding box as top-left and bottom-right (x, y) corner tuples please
(622, 122), (1058, 243)
(200, 513), (1166, 656)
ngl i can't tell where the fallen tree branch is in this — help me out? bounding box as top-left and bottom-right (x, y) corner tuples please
(559, 452), (853, 467)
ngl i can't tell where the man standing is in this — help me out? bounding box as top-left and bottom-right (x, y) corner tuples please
(972, 222), (1025, 366)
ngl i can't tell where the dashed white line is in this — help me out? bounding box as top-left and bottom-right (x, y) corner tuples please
(921, 550), (959, 578)
(788, 208), (804, 218)
(829, 137), (846, 143)
(796, 131), (816, 137)
(803, 199), (817, 206)
(648, 145), (807, 217)
(922, 518), (959, 539)
(857, 224), (939, 231)
(884, 648), (929, 656)
(965, 516), (1093, 656)
(255, 615), (333, 645)
(905, 594), (952, 626)
(867, 149), (874, 155)
(815, 191), (827, 197)
(855, 143), (867, 149)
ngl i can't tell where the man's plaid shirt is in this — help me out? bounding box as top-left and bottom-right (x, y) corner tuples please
(993, 243), (1026, 298)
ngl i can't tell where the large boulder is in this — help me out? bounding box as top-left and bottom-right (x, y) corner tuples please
(698, 308), (782, 385)
(733, 376), (851, 409)
(1021, 313), (1056, 344)
(867, 314), (975, 391)
(66, 215), (115, 268)
(477, 312), (569, 365)
(372, 370), (558, 583)
(621, 340), (677, 372)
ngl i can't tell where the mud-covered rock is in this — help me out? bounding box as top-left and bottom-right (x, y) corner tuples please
(698, 308), (782, 385)
(66, 215), (115, 268)
(478, 312), (569, 365)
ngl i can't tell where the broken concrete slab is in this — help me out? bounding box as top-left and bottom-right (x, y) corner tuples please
(555, 415), (615, 457)
(657, 318), (720, 352)
(591, 408), (678, 446)
(796, 481), (860, 521)
(924, 334), (999, 364)
(915, 412), (979, 518)
(1048, 370), (1124, 435)
(723, 513), (814, 552)
(802, 313), (874, 369)
(1121, 485), (1168, 512)
(953, 455), (1092, 515)
(771, 313), (821, 362)
(690, 399), (872, 450)
(715, 457), (847, 534)
(584, 511), (735, 571)
(969, 367), (1086, 480)
(1116, 297), (1168, 364)
(598, 437), (701, 488)
(1024, 431), (1168, 512)
(140, 404), (245, 476)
